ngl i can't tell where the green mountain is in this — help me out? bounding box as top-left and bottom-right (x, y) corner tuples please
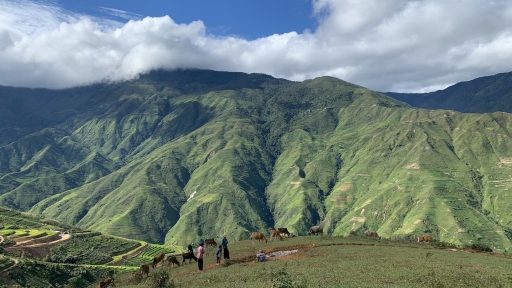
(384, 71), (512, 113)
(1, 69), (512, 250)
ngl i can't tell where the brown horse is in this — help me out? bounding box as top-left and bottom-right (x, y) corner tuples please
(204, 238), (217, 247)
(166, 256), (180, 267)
(417, 235), (433, 243)
(251, 232), (267, 243)
(140, 264), (150, 277)
(270, 229), (283, 241)
(364, 230), (379, 238)
(99, 277), (115, 288)
(152, 253), (165, 268)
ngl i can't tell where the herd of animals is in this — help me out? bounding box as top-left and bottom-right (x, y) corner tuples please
(98, 226), (434, 287)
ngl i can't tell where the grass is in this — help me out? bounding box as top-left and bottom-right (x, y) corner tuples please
(114, 236), (512, 288)
(0, 229), (55, 237)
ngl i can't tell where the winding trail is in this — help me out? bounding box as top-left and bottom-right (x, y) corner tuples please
(15, 234), (47, 245)
(0, 235), (4, 244)
(0, 257), (19, 273)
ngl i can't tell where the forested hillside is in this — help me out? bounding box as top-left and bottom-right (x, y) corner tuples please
(1, 69), (511, 250)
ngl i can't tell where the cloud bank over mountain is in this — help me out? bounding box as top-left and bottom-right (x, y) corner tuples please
(1, 0), (512, 91)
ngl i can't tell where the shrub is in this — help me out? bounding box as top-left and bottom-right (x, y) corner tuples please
(66, 276), (87, 288)
(433, 241), (458, 248)
(463, 243), (492, 252)
(271, 268), (307, 288)
(147, 270), (179, 288)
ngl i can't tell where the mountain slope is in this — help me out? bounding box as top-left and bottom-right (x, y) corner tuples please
(1, 69), (511, 250)
(384, 71), (512, 113)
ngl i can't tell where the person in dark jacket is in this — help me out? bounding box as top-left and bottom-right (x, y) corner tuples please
(221, 233), (229, 260)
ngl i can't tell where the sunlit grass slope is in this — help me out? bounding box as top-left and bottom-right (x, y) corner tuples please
(115, 236), (512, 288)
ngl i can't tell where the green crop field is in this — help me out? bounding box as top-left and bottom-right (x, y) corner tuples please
(45, 232), (141, 265)
(123, 244), (176, 267)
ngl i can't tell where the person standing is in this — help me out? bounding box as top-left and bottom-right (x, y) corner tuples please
(216, 245), (222, 265)
(197, 242), (204, 271)
(221, 233), (229, 260)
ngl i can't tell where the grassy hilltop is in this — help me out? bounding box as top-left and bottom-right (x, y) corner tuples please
(0, 69), (511, 250)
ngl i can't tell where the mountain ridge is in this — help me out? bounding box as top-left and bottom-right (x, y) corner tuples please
(383, 71), (512, 113)
(0, 69), (511, 250)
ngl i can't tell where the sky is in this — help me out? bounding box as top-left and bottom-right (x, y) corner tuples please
(1, 0), (512, 92)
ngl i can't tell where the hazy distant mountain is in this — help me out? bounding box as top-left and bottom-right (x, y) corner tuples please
(384, 71), (512, 113)
(1, 69), (511, 249)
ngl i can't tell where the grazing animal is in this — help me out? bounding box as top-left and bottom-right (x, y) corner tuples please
(182, 252), (197, 264)
(166, 256), (180, 267)
(270, 229), (283, 241)
(251, 232), (268, 243)
(308, 226), (323, 236)
(204, 238), (217, 247)
(417, 235), (433, 243)
(349, 230), (357, 236)
(140, 264), (150, 277)
(277, 228), (291, 237)
(152, 253), (165, 268)
(364, 230), (379, 238)
(99, 277), (115, 288)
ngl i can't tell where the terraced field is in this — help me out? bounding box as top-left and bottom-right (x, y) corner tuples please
(123, 244), (176, 267)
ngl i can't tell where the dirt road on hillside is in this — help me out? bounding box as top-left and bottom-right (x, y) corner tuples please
(5, 234), (72, 259)
(0, 257), (19, 273)
(15, 234), (71, 248)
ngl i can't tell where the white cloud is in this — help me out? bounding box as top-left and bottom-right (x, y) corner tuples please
(1, 0), (512, 91)
(97, 7), (143, 21)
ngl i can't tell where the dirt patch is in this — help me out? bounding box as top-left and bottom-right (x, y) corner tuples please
(0, 236), (3, 244)
(277, 253), (308, 260)
(338, 184), (354, 192)
(405, 163), (420, 170)
(13, 234), (62, 247)
(350, 217), (366, 223)
(498, 157), (512, 165)
(290, 181), (301, 188)
(14, 232), (49, 245)
(5, 234), (71, 259)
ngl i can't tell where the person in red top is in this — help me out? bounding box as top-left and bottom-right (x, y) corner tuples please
(197, 242), (205, 271)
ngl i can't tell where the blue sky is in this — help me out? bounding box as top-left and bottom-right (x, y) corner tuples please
(1, 0), (512, 91)
(61, 0), (317, 40)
